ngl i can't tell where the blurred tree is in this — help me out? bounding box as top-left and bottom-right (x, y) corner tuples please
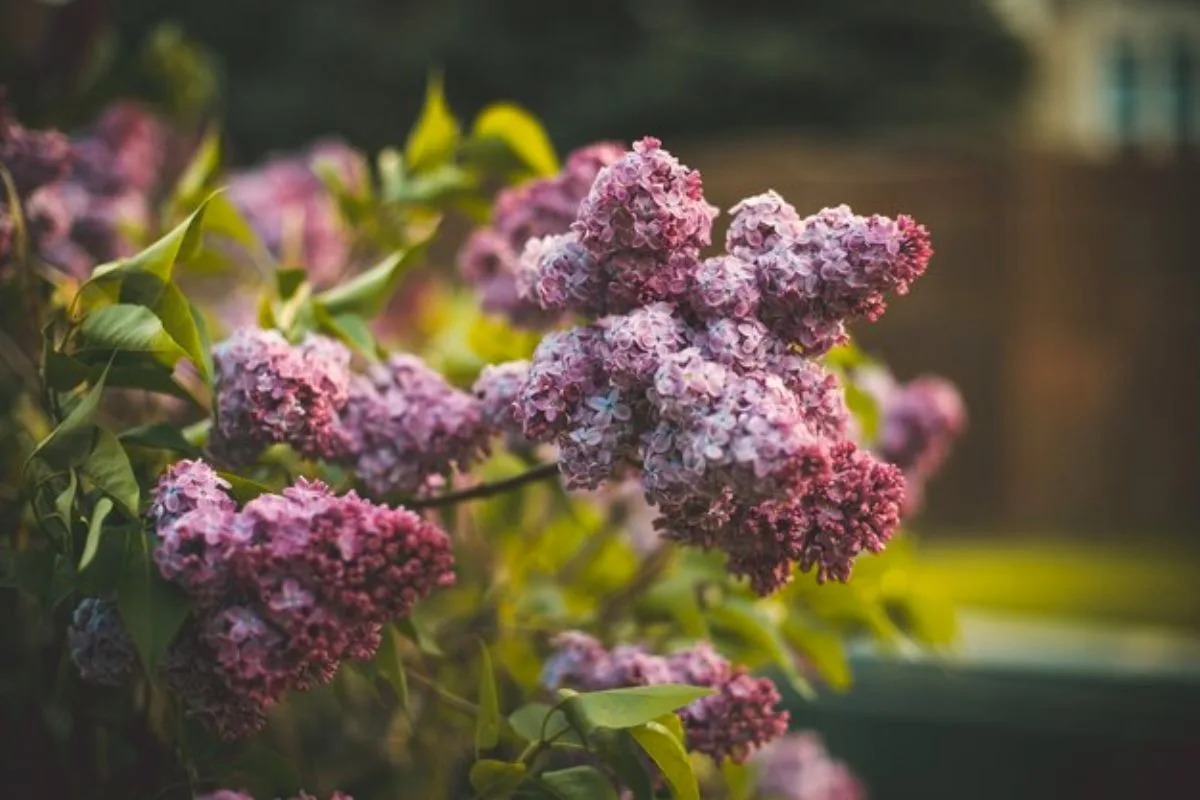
(1, 0), (1028, 159)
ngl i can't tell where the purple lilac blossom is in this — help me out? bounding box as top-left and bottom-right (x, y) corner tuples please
(226, 140), (365, 287)
(68, 598), (137, 687)
(458, 141), (625, 327)
(210, 330), (352, 466)
(151, 462), (455, 739)
(472, 360), (532, 444)
(335, 354), (489, 496)
(544, 633), (788, 764)
(754, 731), (866, 800)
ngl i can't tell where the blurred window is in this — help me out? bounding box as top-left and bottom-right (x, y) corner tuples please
(1107, 36), (1139, 147)
(1168, 36), (1195, 146)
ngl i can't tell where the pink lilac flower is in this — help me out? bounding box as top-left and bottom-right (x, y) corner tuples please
(573, 136), (717, 260)
(689, 254), (761, 320)
(522, 231), (607, 317)
(755, 205), (933, 355)
(458, 141), (625, 327)
(726, 190), (802, 261)
(211, 330), (352, 466)
(151, 463), (455, 740)
(227, 140), (365, 286)
(876, 375), (966, 478)
(599, 303), (689, 389)
(335, 354), (489, 496)
(0, 101), (70, 195)
(754, 731), (866, 800)
(514, 326), (605, 440)
(150, 458), (236, 526)
(68, 598), (137, 687)
(544, 634), (788, 764)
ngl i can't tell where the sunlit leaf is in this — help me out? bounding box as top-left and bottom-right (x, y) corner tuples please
(470, 102), (559, 177)
(405, 72), (460, 173)
(566, 684), (713, 732)
(315, 245), (428, 319)
(79, 497), (114, 571)
(77, 304), (188, 368)
(476, 642), (502, 754)
(629, 721), (700, 800)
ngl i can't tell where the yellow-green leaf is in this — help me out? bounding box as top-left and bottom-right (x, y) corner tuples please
(476, 642), (502, 754)
(629, 721), (699, 800)
(405, 72), (460, 173)
(468, 759), (526, 798)
(471, 102), (559, 177)
(79, 497), (114, 571)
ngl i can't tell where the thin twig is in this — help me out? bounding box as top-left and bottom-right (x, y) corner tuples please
(408, 462), (560, 509)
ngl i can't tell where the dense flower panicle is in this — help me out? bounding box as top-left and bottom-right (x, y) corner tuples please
(876, 375), (966, 477)
(472, 360), (532, 442)
(227, 140), (364, 286)
(689, 255), (761, 319)
(511, 137), (930, 593)
(726, 191), (802, 262)
(755, 205), (933, 355)
(573, 136), (717, 259)
(68, 598), (137, 687)
(150, 459), (236, 526)
(458, 141), (624, 327)
(151, 463), (455, 739)
(0, 104), (71, 195)
(545, 634), (788, 763)
(336, 354), (488, 496)
(754, 732), (866, 800)
(211, 330), (352, 465)
(515, 326), (605, 440)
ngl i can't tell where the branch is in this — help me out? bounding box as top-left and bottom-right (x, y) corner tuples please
(408, 462), (560, 509)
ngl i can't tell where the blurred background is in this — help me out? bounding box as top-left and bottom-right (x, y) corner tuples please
(2, 0), (1198, 798)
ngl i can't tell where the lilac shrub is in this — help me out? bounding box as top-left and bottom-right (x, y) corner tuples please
(512, 137), (927, 593)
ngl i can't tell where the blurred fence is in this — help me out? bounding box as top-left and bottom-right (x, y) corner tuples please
(683, 138), (1199, 539)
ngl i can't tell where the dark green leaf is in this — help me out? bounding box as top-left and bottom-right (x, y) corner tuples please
(79, 497), (114, 571)
(52, 472), (79, 546)
(315, 246), (427, 319)
(80, 429), (140, 517)
(629, 721), (699, 800)
(406, 72), (460, 172)
(313, 305), (379, 360)
(44, 351), (196, 402)
(468, 759), (527, 798)
(567, 685), (713, 732)
(190, 297), (215, 383)
(31, 367), (107, 469)
(119, 422), (202, 457)
(89, 198), (210, 287)
(536, 766), (618, 800)
(217, 471), (272, 504)
(593, 730), (653, 800)
(470, 103), (559, 177)
(398, 607), (444, 656)
(117, 529), (191, 674)
(476, 642), (502, 754)
(77, 304), (188, 368)
(276, 268), (308, 300)
(374, 624), (410, 712)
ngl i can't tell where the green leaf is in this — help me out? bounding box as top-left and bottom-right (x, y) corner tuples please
(53, 472), (79, 544)
(217, 472), (271, 504)
(709, 600), (815, 699)
(78, 304), (188, 368)
(119, 422), (202, 457)
(476, 642), (502, 754)
(276, 268), (308, 300)
(374, 624), (410, 712)
(470, 103), (559, 177)
(170, 124), (221, 213)
(468, 759), (527, 798)
(153, 280), (211, 380)
(652, 712), (686, 746)
(405, 72), (460, 173)
(593, 730), (653, 800)
(377, 147), (407, 203)
(566, 684), (713, 732)
(721, 761), (754, 800)
(315, 246), (426, 318)
(507, 703), (585, 749)
(536, 766), (619, 800)
(398, 610), (444, 656)
(780, 620), (852, 691)
(79, 497), (114, 571)
(886, 589), (958, 648)
(80, 429), (140, 517)
(843, 381), (880, 443)
(117, 529), (191, 674)
(629, 721), (700, 800)
(89, 198), (209, 287)
(30, 367), (108, 470)
(314, 305), (379, 360)
(44, 351), (196, 402)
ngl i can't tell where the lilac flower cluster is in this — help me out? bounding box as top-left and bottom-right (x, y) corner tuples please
(457, 142), (625, 327)
(859, 367), (966, 517)
(472, 360), (532, 447)
(754, 732), (866, 800)
(227, 140), (366, 287)
(512, 138), (922, 592)
(150, 459), (455, 739)
(196, 791), (352, 800)
(68, 597), (137, 687)
(211, 331), (353, 466)
(543, 632), (788, 764)
(0, 101), (168, 278)
(334, 354), (491, 496)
